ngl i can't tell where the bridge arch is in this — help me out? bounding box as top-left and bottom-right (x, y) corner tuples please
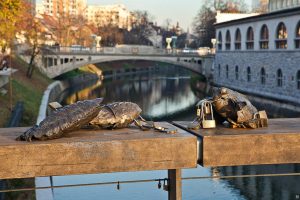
(37, 54), (213, 79)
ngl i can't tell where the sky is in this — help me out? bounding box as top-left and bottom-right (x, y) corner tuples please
(37, 0), (253, 31)
(87, 0), (205, 31)
(86, 0), (252, 30)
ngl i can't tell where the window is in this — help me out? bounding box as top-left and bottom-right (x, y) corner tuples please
(261, 67), (266, 85)
(235, 29), (241, 50)
(297, 70), (300, 89)
(218, 64), (221, 77)
(235, 66), (239, 80)
(295, 21), (300, 48)
(246, 27), (254, 49)
(260, 25), (269, 49)
(277, 69), (283, 87)
(247, 67), (251, 82)
(226, 65), (229, 78)
(225, 30), (231, 50)
(276, 22), (287, 49)
(218, 31), (222, 50)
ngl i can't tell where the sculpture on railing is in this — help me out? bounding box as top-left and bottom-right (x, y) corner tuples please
(17, 99), (176, 141)
(166, 37), (172, 52)
(96, 36), (101, 50)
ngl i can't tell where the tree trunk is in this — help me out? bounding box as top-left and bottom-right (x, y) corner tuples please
(26, 49), (37, 78)
(28, 64), (35, 78)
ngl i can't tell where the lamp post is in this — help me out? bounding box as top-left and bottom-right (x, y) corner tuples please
(211, 38), (216, 54)
(90, 34), (96, 52)
(171, 36), (177, 54)
(171, 36), (177, 49)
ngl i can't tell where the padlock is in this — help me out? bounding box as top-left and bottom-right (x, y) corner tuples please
(201, 101), (216, 129)
(246, 110), (268, 128)
(258, 110), (268, 120)
(196, 107), (201, 117)
(255, 110), (268, 128)
(204, 103), (212, 114)
(117, 181), (120, 190)
(163, 179), (169, 191)
(202, 119), (216, 129)
(158, 179), (162, 189)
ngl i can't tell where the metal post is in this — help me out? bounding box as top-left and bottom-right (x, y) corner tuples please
(168, 169), (182, 200)
(9, 56), (12, 112)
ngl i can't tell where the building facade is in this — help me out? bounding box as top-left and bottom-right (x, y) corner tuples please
(36, 3), (44, 15)
(216, 11), (260, 23)
(214, 7), (300, 105)
(42, 0), (87, 17)
(39, 2), (135, 30)
(269, 0), (300, 12)
(86, 4), (134, 30)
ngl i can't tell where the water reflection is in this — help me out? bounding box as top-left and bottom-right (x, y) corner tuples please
(55, 66), (300, 200)
(217, 164), (300, 200)
(63, 67), (201, 120)
(64, 80), (103, 105)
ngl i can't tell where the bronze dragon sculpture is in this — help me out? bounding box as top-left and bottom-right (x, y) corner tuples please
(17, 99), (176, 141)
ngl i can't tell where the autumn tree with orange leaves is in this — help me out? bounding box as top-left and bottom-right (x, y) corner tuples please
(0, 0), (23, 54)
(17, 1), (47, 78)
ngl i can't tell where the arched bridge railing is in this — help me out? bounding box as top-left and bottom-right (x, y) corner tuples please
(42, 46), (214, 57)
(32, 46), (215, 78)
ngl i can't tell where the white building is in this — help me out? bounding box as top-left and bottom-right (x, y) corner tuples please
(269, 0), (300, 11)
(86, 4), (134, 30)
(214, 3), (300, 105)
(216, 10), (260, 24)
(42, 0), (87, 18)
(36, 3), (45, 15)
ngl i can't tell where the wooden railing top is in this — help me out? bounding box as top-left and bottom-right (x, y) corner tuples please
(0, 122), (197, 179)
(1, 119), (300, 179)
(174, 118), (300, 167)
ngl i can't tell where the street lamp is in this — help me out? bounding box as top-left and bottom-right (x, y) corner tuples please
(90, 34), (96, 52)
(171, 36), (177, 49)
(211, 38), (216, 54)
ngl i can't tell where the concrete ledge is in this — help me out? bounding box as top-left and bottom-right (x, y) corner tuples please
(36, 81), (66, 124)
(0, 69), (17, 76)
(0, 69), (17, 88)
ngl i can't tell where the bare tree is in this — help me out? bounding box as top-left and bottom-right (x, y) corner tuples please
(162, 18), (172, 31)
(132, 10), (153, 41)
(214, 0), (248, 13)
(193, 5), (216, 47)
(252, 1), (268, 13)
(193, 0), (249, 47)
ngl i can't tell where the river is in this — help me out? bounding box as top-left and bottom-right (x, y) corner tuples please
(53, 65), (300, 200)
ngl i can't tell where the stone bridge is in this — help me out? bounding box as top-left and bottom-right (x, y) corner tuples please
(22, 46), (215, 79)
